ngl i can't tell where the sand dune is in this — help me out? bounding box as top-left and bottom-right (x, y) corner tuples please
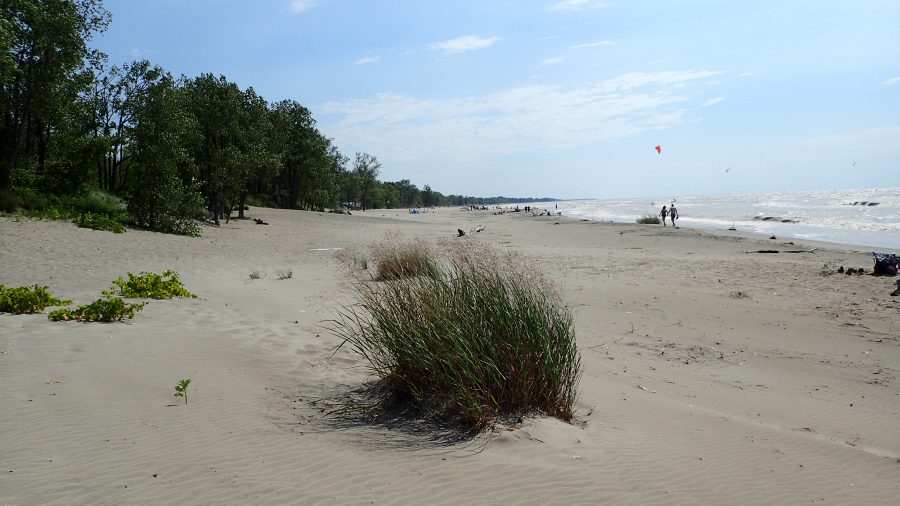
(2, 208), (898, 505)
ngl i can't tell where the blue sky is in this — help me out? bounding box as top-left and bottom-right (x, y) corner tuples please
(95, 0), (900, 199)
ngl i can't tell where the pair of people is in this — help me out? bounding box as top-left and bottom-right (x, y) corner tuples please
(660, 205), (678, 227)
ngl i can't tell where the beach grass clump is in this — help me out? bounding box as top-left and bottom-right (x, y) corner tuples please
(729, 290), (749, 299)
(333, 247), (582, 430)
(74, 212), (126, 233)
(105, 271), (197, 299)
(48, 297), (145, 322)
(636, 215), (661, 224)
(372, 241), (438, 281)
(249, 270), (265, 280)
(277, 267), (293, 280)
(0, 285), (72, 314)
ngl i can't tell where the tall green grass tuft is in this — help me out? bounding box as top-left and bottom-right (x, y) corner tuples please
(636, 215), (661, 224)
(372, 241), (438, 280)
(333, 246), (581, 430)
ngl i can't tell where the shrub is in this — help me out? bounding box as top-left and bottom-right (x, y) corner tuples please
(48, 297), (145, 322)
(105, 271), (197, 299)
(276, 267), (293, 280)
(636, 215), (661, 224)
(0, 188), (21, 213)
(249, 270), (265, 280)
(69, 189), (126, 216)
(372, 241), (438, 280)
(730, 291), (749, 299)
(332, 246), (582, 430)
(0, 285), (72, 314)
(74, 212), (126, 233)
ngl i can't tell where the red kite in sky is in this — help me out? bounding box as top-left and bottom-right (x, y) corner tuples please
(655, 145), (662, 154)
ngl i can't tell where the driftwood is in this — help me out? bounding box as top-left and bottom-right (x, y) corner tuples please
(254, 218), (269, 225)
(746, 248), (817, 254)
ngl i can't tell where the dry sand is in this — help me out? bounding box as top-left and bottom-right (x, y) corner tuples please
(1, 207), (898, 505)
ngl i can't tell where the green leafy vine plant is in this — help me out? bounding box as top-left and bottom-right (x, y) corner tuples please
(104, 270), (197, 299)
(0, 285), (72, 314)
(48, 297), (145, 322)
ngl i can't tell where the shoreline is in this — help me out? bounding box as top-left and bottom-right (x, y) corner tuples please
(2, 209), (898, 504)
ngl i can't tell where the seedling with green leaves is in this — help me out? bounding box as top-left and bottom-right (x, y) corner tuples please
(174, 379), (192, 404)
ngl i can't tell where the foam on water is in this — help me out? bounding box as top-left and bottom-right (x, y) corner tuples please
(539, 187), (900, 250)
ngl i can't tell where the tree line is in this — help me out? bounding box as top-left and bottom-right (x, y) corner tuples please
(0, 1), (554, 235)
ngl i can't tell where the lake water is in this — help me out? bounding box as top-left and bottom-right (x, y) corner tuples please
(541, 187), (900, 250)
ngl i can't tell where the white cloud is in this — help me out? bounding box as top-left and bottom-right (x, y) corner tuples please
(354, 56), (381, 65)
(739, 71), (764, 78)
(129, 48), (154, 59)
(885, 76), (900, 85)
(289, 0), (316, 13)
(321, 70), (723, 166)
(541, 57), (565, 66)
(428, 35), (502, 53)
(570, 40), (615, 49)
(703, 96), (725, 106)
(550, 0), (608, 11)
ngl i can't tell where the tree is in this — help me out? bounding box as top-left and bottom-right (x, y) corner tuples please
(124, 72), (203, 235)
(353, 152), (381, 211)
(182, 74), (247, 224)
(0, 0), (110, 188)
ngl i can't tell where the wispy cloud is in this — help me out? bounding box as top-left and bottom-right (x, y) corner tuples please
(322, 70), (723, 166)
(354, 56), (381, 65)
(885, 76), (900, 85)
(289, 0), (316, 13)
(129, 48), (154, 59)
(541, 57), (565, 66)
(570, 40), (615, 49)
(703, 96), (725, 106)
(428, 35), (502, 53)
(550, 0), (608, 11)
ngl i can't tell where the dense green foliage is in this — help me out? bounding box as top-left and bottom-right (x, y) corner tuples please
(636, 215), (661, 224)
(0, 284), (72, 314)
(105, 270), (196, 299)
(334, 247), (582, 430)
(74, 211), (125, 232)
(0, 1), (550, 236)
(48, 296), (144, 322)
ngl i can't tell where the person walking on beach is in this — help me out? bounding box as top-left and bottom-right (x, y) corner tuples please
(660, 206), (668, 226)
(669, 204), (678, 227)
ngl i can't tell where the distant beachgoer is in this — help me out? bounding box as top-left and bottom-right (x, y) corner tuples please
(660, 206), (668, 226)
(669, 204), (678, 226)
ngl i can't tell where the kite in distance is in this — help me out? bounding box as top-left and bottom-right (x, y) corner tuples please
(655, 145), (662, 154)
(725, 168), (731, 173)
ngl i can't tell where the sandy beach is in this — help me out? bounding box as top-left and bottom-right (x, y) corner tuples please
(1, 208), (898, 505)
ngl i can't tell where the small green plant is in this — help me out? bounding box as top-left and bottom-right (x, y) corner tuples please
(730, 291), (749, 299)
(636, 215), (661, 224)
(74, 212), (126, 233)
(105, 271), (197, 299)
(276, 267), (293, 280)
(48, 297), (145, 322)
(0, 285), (72, 314)
(174, 378), (192, 404)
(249, 270), (265, 280)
